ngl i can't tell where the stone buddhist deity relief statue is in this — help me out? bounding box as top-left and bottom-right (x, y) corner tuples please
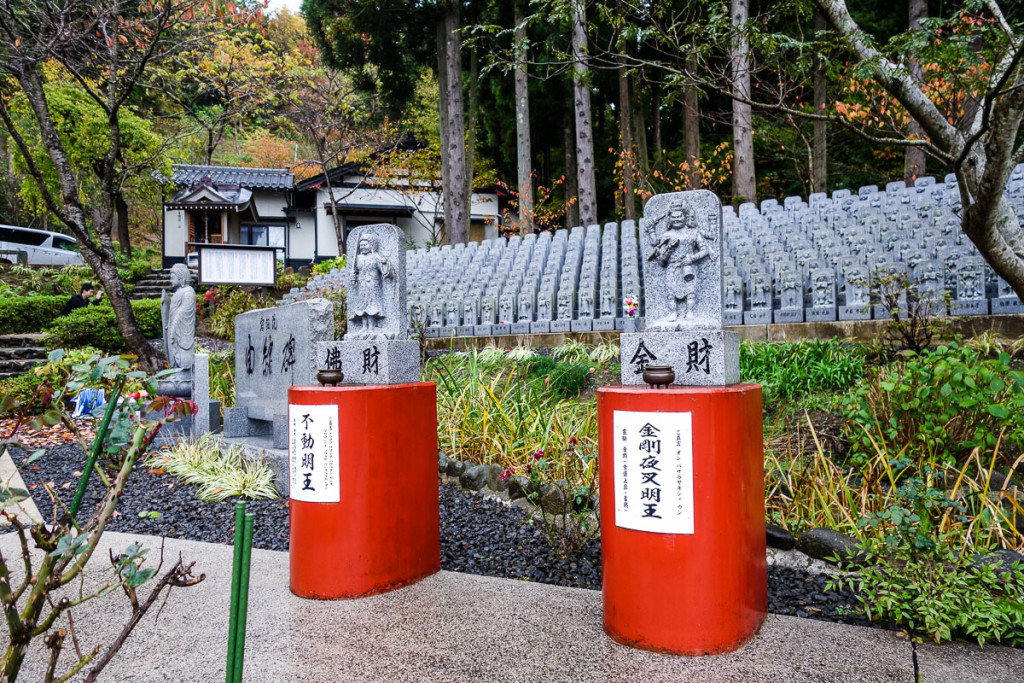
(162, 263), (196, 370)
(480, 296), (496, 324)
(536, 292), (553, 321)
(462, 298), (478, 326)
(958, 263), (984, 299)
(810, 270), (836, 308)
(599, 289), (617, 318)
(723, 276), (743, 311)
(344, 224), (406, 341)
(640, 191), (722, 330)
(556, 290), (573, 319)
(779, 273), (803, 310)
(518, 296), (534, 323)
(749, 273), (772, 310)
(445, 299), (461, 327)
(430, 302), (445, 327)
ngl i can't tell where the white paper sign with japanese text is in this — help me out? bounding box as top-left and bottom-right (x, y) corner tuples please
(613, 410), (694, 534)
(288, 403), (340, 503)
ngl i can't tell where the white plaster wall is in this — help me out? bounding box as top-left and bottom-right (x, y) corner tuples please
(164, 209), (187, 257)
(252, 190), (289, 224)
(288, 210), (317, 260)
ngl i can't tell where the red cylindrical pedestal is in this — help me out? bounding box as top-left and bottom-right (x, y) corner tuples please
(288, 383), (440, 599)
(598, 384), (767, 655)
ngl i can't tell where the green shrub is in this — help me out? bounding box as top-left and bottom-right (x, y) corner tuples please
(831, 532), (1024, 646)
(275, 271), (308, 292)
(207, 288), (267, 341)
(43, 300), (162, 352)
(842, 344), (1024, 468)
(312, 255), (346, 276)
(740, 339), (867, 404)
(0, 295), (66, 334)
(0, 373), (47, 416)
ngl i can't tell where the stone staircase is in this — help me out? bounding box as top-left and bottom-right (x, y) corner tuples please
(0, 334), (48, 381)
(130, 267), (198, 300)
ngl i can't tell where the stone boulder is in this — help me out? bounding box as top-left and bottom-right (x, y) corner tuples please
(766, 524), (796, 551)
(795, 528), (864, 566)
(459, 464), (489, 492)
(445, 458), (466, 478)
(486, 464), (508, 492)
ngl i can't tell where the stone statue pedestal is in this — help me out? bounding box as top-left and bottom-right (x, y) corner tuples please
(315, 340), (419, 386)
(151, 353), (218, 444)
(619, 330), (739, 387)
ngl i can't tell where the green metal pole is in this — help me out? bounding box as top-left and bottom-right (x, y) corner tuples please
(70, 375), (125, 520)
(232, 512), (255, 683)
(226, 501), (246, 683)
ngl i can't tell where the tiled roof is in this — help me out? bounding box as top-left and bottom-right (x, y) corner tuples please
(170, 164), (294, 191)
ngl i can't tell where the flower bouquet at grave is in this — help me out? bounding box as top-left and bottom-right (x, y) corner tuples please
(0, 351), (204, 681)
(623, 296), (639, 317)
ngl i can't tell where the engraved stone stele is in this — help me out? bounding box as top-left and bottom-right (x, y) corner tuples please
(620, 191), (739, 386)
(226, 299), (334, 447)
(330, 223), (419, 385)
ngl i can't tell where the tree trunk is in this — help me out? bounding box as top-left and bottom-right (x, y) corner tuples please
(514, 0), (534, 233)
(571, 0), (597, 227)
(618, 50), (637, 221)
(730, 0), (757, 203)
(684, 56), (701, 189)
(436, 19), (452, 244)
(631, 77), (649, 178)
(651, 80), (662, 165)
(811, 11), (828, 194)
(564, 116), (580, 228)
(115, 192), (131, 258)
(440, 2), (469, 244)
(466, 0), (480, 208)
(905, 0), (927, 185)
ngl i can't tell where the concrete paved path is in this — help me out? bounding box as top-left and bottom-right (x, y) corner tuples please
(1, 532), (1019, 682)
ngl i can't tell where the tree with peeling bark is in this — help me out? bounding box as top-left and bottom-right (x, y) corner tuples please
(571, 0), (598, 227)
(731, 0), (757, 204)
(814, 0), (1024, 303)
(0, 0), (260, 371)
(513, 0), (535, 233)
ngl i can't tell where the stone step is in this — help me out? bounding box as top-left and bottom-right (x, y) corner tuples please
(0, 359), (42, 374)
(0, 347), (47, 361)
(0, 334), (46, 349)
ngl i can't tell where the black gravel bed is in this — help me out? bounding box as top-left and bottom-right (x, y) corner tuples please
(17, 444), (876, 630)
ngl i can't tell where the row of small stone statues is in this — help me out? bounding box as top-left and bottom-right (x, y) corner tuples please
(407, 223), (642, 336)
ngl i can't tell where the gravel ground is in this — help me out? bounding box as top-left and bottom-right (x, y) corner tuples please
(14, 443), (877, 630)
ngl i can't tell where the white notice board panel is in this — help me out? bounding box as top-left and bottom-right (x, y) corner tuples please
(612, 410), (694, 534)
(289, 403), (340, 503)
(197, 246), (276, 286)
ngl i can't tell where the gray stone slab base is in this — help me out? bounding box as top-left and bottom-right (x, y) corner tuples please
(473, 324), (494, 336)
(530, 322), (551, 334)
(592, 318), (615, 331)
(950, 300), (989, 316)
(774, 309), (805, 324)
(838, 306), (872, 321)
(744, 310), (771, 325)
(619, 330), (740, 386)
(457, 325), (476, 337)
(315, 339), (420, 385)
(571, 319), (594, 332)
(723, 311), (742, 326)
(993, 297), (1024, 314)
(549, 320), (571, 333)
(805, 307), (836, 322)
(511, 322), (532, 334)
(492, 324), (511, 335)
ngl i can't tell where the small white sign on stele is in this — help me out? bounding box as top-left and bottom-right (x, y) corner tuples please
(612, 410), (694, 535)
(288, 404), (340, 503)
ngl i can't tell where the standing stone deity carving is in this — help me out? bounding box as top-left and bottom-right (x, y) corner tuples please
(462, 298), (478, 326)
(599, 289), (617, 318)
(162, 263), (196, 370)
(481, 297), (496, 324)
(348, 233), (395, 339)
(643, 197), (717, 328)
(811, 271), (835, 308)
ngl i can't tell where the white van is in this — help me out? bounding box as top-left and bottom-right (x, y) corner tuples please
(0, 225), (85, 266)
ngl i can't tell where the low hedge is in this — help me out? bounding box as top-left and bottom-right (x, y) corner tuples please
(44, 299), (162, 352)
(0, 296), (67, 335)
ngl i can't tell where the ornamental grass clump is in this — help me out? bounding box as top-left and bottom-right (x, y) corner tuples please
(151, 433), (278, 501)
(740, 339), (866, 406)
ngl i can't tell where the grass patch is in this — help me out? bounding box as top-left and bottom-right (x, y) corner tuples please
(150, 434), (278, 502)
